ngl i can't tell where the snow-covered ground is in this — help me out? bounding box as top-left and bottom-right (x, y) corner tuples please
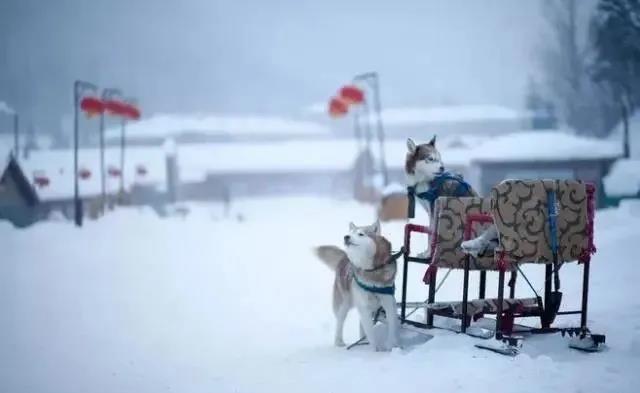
(1, 197), (640, 393)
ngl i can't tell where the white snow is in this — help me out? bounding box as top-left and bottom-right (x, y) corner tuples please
(470, 131), (622, 163)
(381, 182), (407, 197)
(380, 105), (521, 126)
(0, 101), (15, 115)
(6, 130), (622, 201)
(302, 102), (327, 115)
(18, 147), (166, 201)
(104, 113), (331, 141)
(603, 159), (640, 197)
(1, 196), (639, 392)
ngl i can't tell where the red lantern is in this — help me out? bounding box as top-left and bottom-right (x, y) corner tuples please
(136, 164), (148, 176)
(123, 103), (141, 120)
(33, 172), (50, 188)
(107, 166), (121, 177)
(80, 97), (105, 118)
(78, 168), (91, 180)
(328, 97), (348, 118)
(103, 99), (129, 117)
(339, 85), (365, 105)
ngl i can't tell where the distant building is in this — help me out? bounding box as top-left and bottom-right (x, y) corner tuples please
(603, 159), (640, 206)
(0, 155), (40, 227)
(463, 132), (621, 208)
(0, 130), (623, 226)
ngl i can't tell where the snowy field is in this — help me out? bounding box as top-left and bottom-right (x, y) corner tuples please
(2, 196), (640, 393)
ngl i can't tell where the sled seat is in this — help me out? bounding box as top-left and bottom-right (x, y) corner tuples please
(427, 297), (540, 318)
(490, 179), (594, 268)
(429, 196), (500, 271)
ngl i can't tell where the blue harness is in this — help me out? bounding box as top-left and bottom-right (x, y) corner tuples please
(407, 171), (473, 210)
(350, 248), (404, 296)
(353, 274), (395, 295)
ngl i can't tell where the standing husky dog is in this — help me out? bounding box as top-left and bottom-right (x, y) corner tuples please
(314, 220), (399, 351)
(405, 136), (498, 256)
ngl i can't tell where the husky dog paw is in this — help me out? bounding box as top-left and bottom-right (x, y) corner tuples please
(334, 338), (346, 347)
(385, 338), (399, 351)
(460, 237), (486, 257)
(374, 343), (391, 352)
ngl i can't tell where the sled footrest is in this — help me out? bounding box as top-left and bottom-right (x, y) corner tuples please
(427, 297), (540, 319)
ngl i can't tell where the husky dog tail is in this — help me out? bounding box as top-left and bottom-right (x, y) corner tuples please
(314, 245), (348, 271)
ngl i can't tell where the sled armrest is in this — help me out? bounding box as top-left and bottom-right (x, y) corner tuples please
(464, 213), (494, 241)
(404, 223), (431, 257)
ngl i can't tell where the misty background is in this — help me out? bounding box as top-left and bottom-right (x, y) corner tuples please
(1, 0), (581, 138)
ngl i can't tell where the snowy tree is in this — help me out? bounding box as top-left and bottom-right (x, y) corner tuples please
(590, 0), (640, 157)
(538, 0), (619, 137)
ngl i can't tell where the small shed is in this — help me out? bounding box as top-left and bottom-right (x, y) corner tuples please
(377, 183), (408, 222)
(0, 155), (40, 227)
(466, 132), (621, 207)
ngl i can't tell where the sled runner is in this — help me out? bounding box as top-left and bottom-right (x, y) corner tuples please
(399, 179), (606, 355)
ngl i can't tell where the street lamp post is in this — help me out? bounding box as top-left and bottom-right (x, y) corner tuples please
(119, 97), (137, 196)
(13, 113), (19, 158)
(354, 72), (388, 187)
(99, 88), (123, 211)
(73, 80), (99, 227)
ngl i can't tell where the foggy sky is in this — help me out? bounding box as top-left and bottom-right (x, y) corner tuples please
(1, 0), (561, 134)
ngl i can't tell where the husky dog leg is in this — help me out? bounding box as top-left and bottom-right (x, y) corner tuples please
(333, 301), (350, 347)
(356, 303), (382, 351)
(380, 295), (399, 349)
(314, 245), (354, 347)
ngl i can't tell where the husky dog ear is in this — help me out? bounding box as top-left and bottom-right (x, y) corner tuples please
(428, 135), (437, 146)
(407, 138), (417, 154)
(349, 222), (357, 231)
(369, 219), (381, 235)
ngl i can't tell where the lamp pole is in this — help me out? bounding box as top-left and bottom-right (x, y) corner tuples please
(73, 80), (98, 227)
(119, 97), (136, 196)
(354, 72), (388, 186)
(13, 113), (19, 159)
(99, 88), (123, 211)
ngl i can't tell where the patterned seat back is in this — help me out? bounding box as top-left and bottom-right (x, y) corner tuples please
(431, 196), (498, 270)
(490, 179), (590, 265)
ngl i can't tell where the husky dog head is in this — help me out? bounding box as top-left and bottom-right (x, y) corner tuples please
(343, 220), (391, 270)
(405, 135), (444, 185)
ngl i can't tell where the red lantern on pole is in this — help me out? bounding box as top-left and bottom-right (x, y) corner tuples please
(122, 103), (141, 120)
(339, 85), (365, 105)
(328, 97), (348, 118)
(103, 99), (129, 117)
(78, 167), (92, 180)
(33, 172), (50, 188)
(80, 97), (105, 118)
(107, 166), (121, 178)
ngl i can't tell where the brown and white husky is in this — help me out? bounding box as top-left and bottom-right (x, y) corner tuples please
(314, 220), (399, 352)
(405, 135), (498, 255)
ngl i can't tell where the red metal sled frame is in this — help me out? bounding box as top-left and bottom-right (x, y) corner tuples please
(399, 184), (597, 340)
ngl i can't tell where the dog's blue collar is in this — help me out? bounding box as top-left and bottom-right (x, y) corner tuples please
(353, 274), (396, 295)
(407, 171), (472, 209)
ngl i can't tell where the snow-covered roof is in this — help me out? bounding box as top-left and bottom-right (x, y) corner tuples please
(379, 105), (522, 127)
(381, 182), (407, 197)
(104, 113), (331, 141)
(470, 131), (622, 163)
(0, 101), (15, 115)
(603, 159), (640, 197)
(18, 147), (166, 201)
(10, 130), (621, 201)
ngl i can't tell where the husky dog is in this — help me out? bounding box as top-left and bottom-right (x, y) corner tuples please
(314, 220), (399, 351)
(405, 136), (497, 256)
